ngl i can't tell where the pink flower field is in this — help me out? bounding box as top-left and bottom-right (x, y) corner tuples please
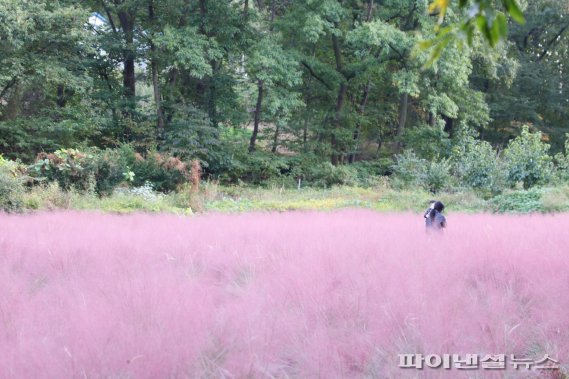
(1, 210), (568, 378)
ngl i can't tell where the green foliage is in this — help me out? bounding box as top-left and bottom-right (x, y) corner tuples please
(491, 188), (543, 213)
(502, 126), (553, 189)
(554, 134), (569, 182)
(0, 162), (25, 212)
(130, 151), (189, 193)
(424, 0), (526, 65)
(400, 124), (452, 160)
(214, 150), (289, 185)
(155, 26), (220, 79)
(0, 0), (91, 94)
(23, 182), (71, 210)
(451, 126), (505, 194)
(392, 150), (427, 187)
(392, 150), (453, 193)
(93, 146), (135, 196)
(242, 153), (289, 185)
(349, 160), (391, 186)
(28, 146), (188, 195)
(0, 0), (566, 203)
(29, 146), (131, 196)
(160, 105), (219, 160)
(30, 149), (97, 193)
(488, 0), (569, 152)
(302, 162), (359, 188)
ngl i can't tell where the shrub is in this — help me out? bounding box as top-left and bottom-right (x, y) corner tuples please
(451, 126), (505, 194)
(391, 150), (427, 186)
(423, 158), (454, 193)
(553, 133), (569, 182)
(242, 152), (289, 185)
(502, 126), (553, 189)
(490, 188), (544, 213)
(131, 151), (189, 192)
(349, 160), (392, 187)
(29, 148), (132, 196)
(391, 150), (453, 193)
(204, 127), (250, 182)
(400, 124), (452, 160)
(0, 163), (25, 212)
(22, 182), (71, 210)
(31, 148), (96, 192)
(302, 162), (359, 187)
(30, 146), (189, 195)
(541, 187), (569, 212)
(93, 145), (135, 196)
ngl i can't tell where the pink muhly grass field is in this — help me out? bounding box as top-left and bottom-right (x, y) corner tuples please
(0, 210), (568, 378)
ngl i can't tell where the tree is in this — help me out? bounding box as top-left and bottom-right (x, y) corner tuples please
(0, 0), (93, 159)
(424, 0), (526, 64)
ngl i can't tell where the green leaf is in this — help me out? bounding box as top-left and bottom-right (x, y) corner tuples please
(475, 15), (494, 46)
(466, 24), (475, 46)
(423, 34), (452, 69)
(418, 39), (437, 49)
(489, 13), (509, 46)
(503, 0), (526, 24)
(495, 12), (508, 38)
(475, 15), (487, 33)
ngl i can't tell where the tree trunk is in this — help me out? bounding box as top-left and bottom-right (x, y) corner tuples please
(270, 0), (276, 23)
(271, 122), (280, 153)
(376, 133), (382, 155)
(393, 92), (408, 153)
(165, 68), (178, 125)
(118, 11), (136, 99)
(348, 0), (374, 164)
(249, 79), (264, 152)
(348, 82), (370, 163)
(332, 82), (347, 165)
(397, 92), (408, 137)
(151, 53), (165, 139)
(301, 72), (314, 154)
(303, 111), (309, 153)
(366, 0), (374, 22)
(99, 69), (118, 125)
(149, 2), (165, 140)
(428, 111), (436, 126)
(331, 32), (347, 166)
(117, 9), (136, 141)
(443, 115), (454, 137)
(56, 85), (66, 107)
(0, 76), (18, 102)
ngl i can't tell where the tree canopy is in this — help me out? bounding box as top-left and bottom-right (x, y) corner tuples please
(1, 0), (566, 180)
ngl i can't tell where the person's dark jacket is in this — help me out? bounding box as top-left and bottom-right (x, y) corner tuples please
(425, 210), (446, 230)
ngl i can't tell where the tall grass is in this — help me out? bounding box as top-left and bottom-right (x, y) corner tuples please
(0, 210), (567, 378)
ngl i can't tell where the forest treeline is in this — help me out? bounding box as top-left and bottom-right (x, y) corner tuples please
(1, 0), (569, 200)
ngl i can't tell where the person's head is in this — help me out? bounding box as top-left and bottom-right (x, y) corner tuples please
(433, 201), (444, 213)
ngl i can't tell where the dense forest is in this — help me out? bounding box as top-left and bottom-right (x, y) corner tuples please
(1, 0), (569, 199)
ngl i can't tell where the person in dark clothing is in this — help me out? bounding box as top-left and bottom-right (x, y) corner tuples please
(424, 200), (436, 219)
(424, 200), (446, 230)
